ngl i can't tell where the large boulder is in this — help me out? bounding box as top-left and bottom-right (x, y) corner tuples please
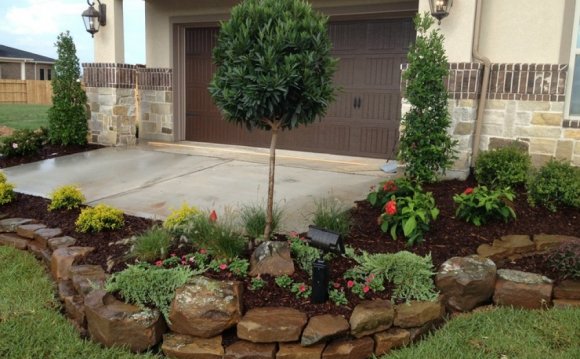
(168, 276), (243, 338)
(224, 340), (277, 359)
(435, 255), (496, 312)
(249, 241), (295, 276)
(85, 290), (167, 352)
(493, 269), (553, 309)
(301, 314), (350, 346)
(322, 337), (374, 359)
(161, 333), (224, 359)
(394, 300), (443, 328)
(349, 300), (394, 338)
(277, 342), (326, 359)
(237, 307), (307, 343)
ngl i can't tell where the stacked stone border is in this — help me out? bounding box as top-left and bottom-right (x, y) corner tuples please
(1, 216), (579, 358)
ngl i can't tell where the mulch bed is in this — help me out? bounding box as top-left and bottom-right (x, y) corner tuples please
(0, 146), (578, 319)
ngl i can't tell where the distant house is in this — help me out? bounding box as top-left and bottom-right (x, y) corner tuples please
(0, 45), (56, 81)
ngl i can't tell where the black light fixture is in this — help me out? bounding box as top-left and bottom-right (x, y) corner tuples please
(306, 226), (345, 304)
(82, 0), (106, 37)
(429, 0), (453, 24)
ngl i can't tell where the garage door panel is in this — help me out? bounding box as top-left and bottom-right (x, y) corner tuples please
(333, 57), (356, 86)
(367, 20), (414, 51)
(360, 92), (400, 120)
(326, 91), (355, 119)
(363, 56), (403, 89)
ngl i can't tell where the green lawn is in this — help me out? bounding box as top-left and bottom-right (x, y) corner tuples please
(0, 246), (157, 359)
(0, 104), (50, 130)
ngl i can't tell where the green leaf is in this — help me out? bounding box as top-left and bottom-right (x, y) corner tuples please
(390, 223), (398, 240)
(403, 216), (417, 237)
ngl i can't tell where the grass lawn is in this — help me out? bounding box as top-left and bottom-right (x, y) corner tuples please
(0, 246), (157, 359)
(0, 104), (50, 130)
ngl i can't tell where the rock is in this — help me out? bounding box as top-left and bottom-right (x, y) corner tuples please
(237, 307), (307, 343)
(33, 227), (63, 247)
(277, 342), (326, 359)
(408, 321), (439, 342)
(374, 328), (411, 356)
(168, 276), (243, 338)
(57, 280), (77, 301)
(16, 223), (46, 239)
(349, 300), (394, 338)
(301, 314), (349, 346)
(161, 333), (224, 359)
(48, 236), (77, 250)
(394, 300), (443, 328)
(435, 255), (496, 312)
(249, 241), (295, 276)
(553, 280), (580, 300)
(476, 244), (510, 261)
(0, 218), (34, 232)
(322, 337), (374, 359)
(224, 340), (277, 359)
(493, 269), (553, 309)
(0, 233), (29, 250)
(492, 235), (535, 255)
(50, 247), (95, 280)
(534, 234), (579, 251)
(552, 299), (580, 308)
(69, 265), (107, 296)
(64, 295), (86, 328)
(85, 290), (166, 352)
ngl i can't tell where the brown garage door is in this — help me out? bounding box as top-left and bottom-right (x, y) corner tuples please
(185, 18), (414, 159)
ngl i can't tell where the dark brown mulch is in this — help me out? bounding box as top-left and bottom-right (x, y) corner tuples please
(0, 143), (103, 168)
(1, 176), (578, 319)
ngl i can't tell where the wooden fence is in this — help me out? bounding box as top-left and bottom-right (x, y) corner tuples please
(0, 80), (53, 105)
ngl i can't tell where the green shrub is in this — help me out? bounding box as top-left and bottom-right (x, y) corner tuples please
(48, 184), (85, 211)
(367, 178), (419, 208)
(312, 198), (352, 237)
(349, 250), (438, 302)
(547, 242), (580, 280)
(105, 263), (195, 320)
(0, 182), (15, 205)
(378, 191), (439, 246)
(0, 127), (49, 158)
(128, 226), (173, 262)
(475, 144), (531, 189)
(275, 275), (293, 289)
(453, 186), (516, 226)
(239, 202), (283, 241)
(527, 159), (580, 212)
(288, 233), (322, 276)
(163, 203), (201, 235)
(180, 210), (247, 260)
(75, 204), (124, 232)
(0, 172), (7, 183)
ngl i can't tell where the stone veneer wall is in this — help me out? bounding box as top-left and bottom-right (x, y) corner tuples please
(82, 63), (173, 145)
(402, 63), (579, 179)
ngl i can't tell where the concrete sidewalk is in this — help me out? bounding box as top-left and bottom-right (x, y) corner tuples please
(2, 142), (395, 231)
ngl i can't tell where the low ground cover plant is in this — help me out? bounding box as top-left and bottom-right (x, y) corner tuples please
(475, 144), (531, 189)
(547, 242), (580, 280)
(453, 186), (516, 226)
(312, 197), (352, 237)
(527, 159), (580, 212)
(0, 127), (49, 158)
(75, 204), (125, 232)
(48, 184), (85, 211)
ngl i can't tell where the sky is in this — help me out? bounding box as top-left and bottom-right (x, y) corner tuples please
(0, 0), (145, 65)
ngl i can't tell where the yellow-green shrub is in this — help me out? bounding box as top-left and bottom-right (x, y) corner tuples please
(75, 204), (124, 233)
(0, 172), (7, 184)
(0, 182), (15, 205)
(163, 203), (200, 231)
(48, 185), (85, 211)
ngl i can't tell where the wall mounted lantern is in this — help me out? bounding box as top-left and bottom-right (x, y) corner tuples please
(82, 0), (106, 37)
(429, 0), (453, 24)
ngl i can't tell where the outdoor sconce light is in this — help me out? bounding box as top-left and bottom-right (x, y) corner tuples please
(82, 0), (106, 37)
(306, 226), (345, 304)
(429, 0), (453, 24)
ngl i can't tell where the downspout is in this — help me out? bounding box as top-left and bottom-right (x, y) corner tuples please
(471, 0), (491, 164)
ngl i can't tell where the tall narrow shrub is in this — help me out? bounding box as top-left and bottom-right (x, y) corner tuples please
(209, 0), (337, 240)
(398, 13), (457, 183)
(48, 31), (88, 145)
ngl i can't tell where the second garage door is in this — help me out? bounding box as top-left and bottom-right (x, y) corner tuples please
(185, 18), (414, 159)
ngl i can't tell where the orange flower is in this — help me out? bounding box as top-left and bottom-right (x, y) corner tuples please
(209, 210), (218, 222)
(385, 200), (397, 216)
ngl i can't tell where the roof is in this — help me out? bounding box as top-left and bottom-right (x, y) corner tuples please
(0, 44), (56, 63)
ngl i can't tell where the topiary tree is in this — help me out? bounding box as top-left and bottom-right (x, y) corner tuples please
(48, 31), (88, 145)
(398, 13), (457, 183)
(209, 0), (337, 240)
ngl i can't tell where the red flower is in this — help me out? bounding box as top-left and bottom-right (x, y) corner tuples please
(219, 263), (228, 271)
(385, 200), (397, 216)
(181, 260), (187, 265)
(154, 260), (163, 267)
(209, 210), (218, 222)
(199, 248), (207, 254)
(463, 187), (474, 195)
(382, 181), (398, 192)
(363, 285), (370, 293)
(299, 284), (306, 292)
(347, 280), (355, 288)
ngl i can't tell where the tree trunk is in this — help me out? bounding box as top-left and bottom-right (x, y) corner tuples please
(264, 123), (279, 241)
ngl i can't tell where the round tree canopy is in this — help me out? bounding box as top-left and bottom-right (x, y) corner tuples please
(209, 0), (337, 131)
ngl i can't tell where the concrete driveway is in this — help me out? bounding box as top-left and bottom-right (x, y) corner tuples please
(3, 141), (395, 231)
